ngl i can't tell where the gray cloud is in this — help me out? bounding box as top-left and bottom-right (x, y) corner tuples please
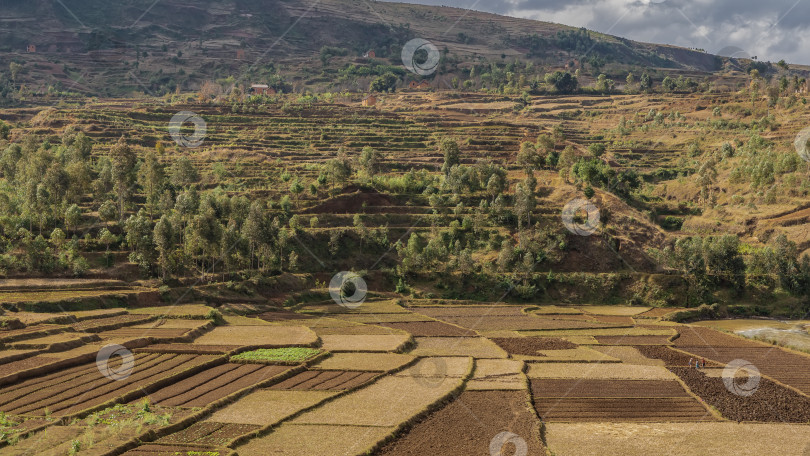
(386, 0), (810, 64)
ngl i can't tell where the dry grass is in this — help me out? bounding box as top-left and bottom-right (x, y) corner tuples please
(222, 315), (277, 326)
(291, 359), (470, 427)
(237, 423), (396, 456)
(302, 299), (409, 315)
(312, 353), (416, 371)
(271, 317), (362, 328)
(516, 348), (620, 363)
(527, 363), (677, 380)
(69, 309), (128, 319)
(193, 326), (318, 346)
(0, 288), (146, 303)
(466, 358), (526, 391)
(531, 306), (585, 315)
(521, 327), (675, 337)
(575, 306), (651, 316)
(2, 312), (65, 325)
(319, 334), (411, 352)
(334, 313), (434, 323)
(129, 304), (214, 319)
(693, 319), (810, 331)
(409, 337), (507, 359)
(589, 346), (665, 366)
(476, 330), (523, 338)
(393, 357), (474, 379)
(413, 306), (531, 317)
(208, 390), (337, 425)
(473, 359), (524, 377)
(562, 335), (599, 345)
(313, 325), (405, 335)
(9, 332), (98, 349)
(133, 319), (209, 329)
(545, 422), (810, 456)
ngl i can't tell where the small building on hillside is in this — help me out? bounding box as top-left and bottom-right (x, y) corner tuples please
(409, 80), (431, 90)
(250, 84), (276, 95)
(362, 94), (377, 106)
(26, 44), (36, 53)
(363, 50), (376, 59)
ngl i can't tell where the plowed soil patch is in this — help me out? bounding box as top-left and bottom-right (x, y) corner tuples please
(670, 367), (810, 422)
(0, 353), (218, 416)
(491, 337), (577, 355)
(302, 189), (396, 214)
(531, 379), (692, 398)
(146, 363), (289, 407)
(595, 335), (672, 345)
(634, 345), (711, 367)
(159, 421), (260, 446)
(0, 356), (56, 379)
(269, 370), (377, 390)
(376, 321), (474, 336)
(673, 326), (764, 348)
(673, 345), (810, 394)
(640, 346), (810, 422)
(376, 390), (545, 455)
(534, 397), (713, 421)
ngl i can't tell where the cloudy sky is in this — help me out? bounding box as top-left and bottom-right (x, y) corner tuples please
(389, 0), (809, 65)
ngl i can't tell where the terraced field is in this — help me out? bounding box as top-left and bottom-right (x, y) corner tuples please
(3, 302), (810, 454)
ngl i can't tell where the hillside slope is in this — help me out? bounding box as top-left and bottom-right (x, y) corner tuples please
(0, 0), (736, 96)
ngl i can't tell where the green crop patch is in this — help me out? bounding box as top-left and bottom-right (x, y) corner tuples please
(230, 348), (323, 364)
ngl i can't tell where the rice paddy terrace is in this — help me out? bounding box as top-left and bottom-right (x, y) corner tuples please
(7, 89), (810, 265)
(2, 86), (810, 454)
(1, 301), (810, 455)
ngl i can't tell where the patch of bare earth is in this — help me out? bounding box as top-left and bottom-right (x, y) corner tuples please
(375, 390), (544, 455)
(491, 337), (577, 355)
